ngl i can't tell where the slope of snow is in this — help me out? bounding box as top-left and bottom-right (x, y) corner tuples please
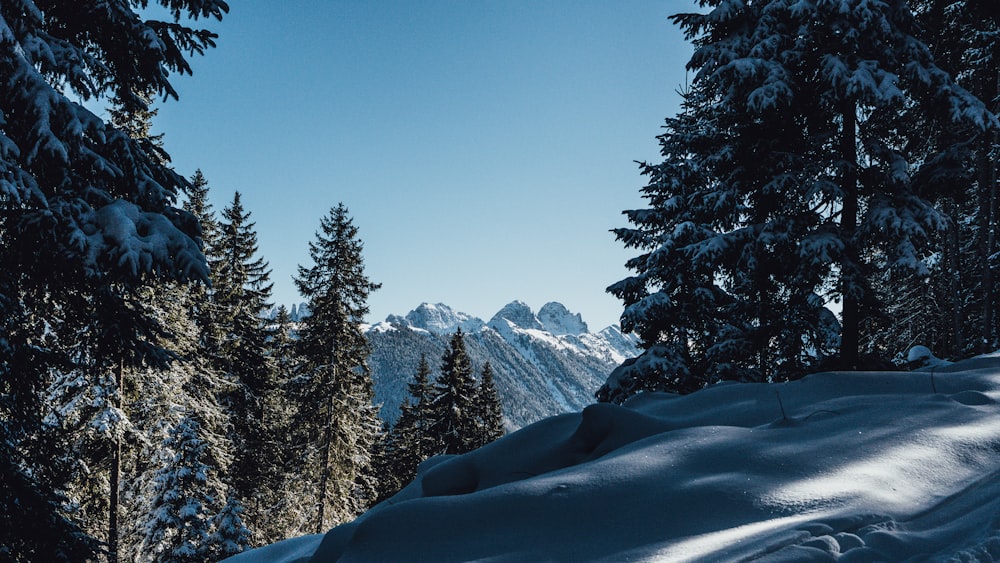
(228, 354), (1000, 562)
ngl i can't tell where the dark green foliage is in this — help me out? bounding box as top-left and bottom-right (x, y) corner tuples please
(212, 191), (277, 543)
(375, 355), (436, 501)
(472, 362), (505, 449)
(291, 203), (382, 532)
(426, 329), (481, 456)
(603, 0), (996, 403)
(1, 0), (226, 558)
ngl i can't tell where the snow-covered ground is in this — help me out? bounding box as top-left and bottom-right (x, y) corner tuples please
(227, 353), (1000, 562)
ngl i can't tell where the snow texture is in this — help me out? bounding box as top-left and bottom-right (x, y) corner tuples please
(226, 353), (1000, 562)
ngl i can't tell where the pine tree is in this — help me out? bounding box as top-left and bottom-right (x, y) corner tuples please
(1, 2), (226, 559)
(142, 414), (225, 563)
(426, 329), (480, 456)
(131, 282), (239, 562)
(254, 305), (299, 542)
(209, 495), (253, 561)
(291, 203), (382, 532)
(472, 362), (505, 449)
(376, 354), (436, 500)
(604, 0), (995, 402)
(183, 170), (224, 358)
(212, 191), (276, 543)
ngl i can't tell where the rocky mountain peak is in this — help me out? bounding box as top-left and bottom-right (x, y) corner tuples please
(537, 302), (588, 335)
(403, 302), (485, 335)
(489, 300), (544, 331)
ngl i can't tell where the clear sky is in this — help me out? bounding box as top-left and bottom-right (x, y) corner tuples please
(144, 1), (697, 329)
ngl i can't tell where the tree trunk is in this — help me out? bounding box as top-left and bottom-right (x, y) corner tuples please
(985, 68), (999, 350)
(108, 359), (123, 563)
(949, 199), (965, 356)
(315, 363), (336, 534)
(839, 100), (860, 369)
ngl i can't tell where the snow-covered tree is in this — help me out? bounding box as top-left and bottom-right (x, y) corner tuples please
(291, 203), (382, 532)
(604, 0), (995, 402)
(0, 1), (226, 559)
(142, 414), (224, 563)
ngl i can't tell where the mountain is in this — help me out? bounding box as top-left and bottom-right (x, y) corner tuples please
(263, 302), (310, 322)
(365, 301), (640, 430)
(228, 353), (1000, 563)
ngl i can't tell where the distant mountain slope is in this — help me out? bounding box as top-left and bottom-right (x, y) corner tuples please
(365, 301), (639, 430)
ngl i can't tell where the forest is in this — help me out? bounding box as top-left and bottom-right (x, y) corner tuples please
(2, 0), (999, 562)
(0, 1), (504, 561)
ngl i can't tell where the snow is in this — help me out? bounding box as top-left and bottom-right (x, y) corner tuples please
(226, 353), (1000, 562)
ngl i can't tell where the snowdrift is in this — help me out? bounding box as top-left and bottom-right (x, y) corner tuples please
(228, 354), (1000, 562)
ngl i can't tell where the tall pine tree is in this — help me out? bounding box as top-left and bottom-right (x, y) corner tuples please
(212, 191), (276, 543)
(472, 362), (505, 449)
(376, 354), (436, 501)
(291, 203), (382, 533)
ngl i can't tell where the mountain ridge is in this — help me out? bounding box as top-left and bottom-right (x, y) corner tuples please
(363, 301), (639, 430)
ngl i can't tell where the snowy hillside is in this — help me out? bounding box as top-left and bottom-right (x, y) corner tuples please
(228, 353), (1000, 562)
(365, 301), (640, 429)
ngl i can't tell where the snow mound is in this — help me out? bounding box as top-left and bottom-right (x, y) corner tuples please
(907, 344), (954, 369)
(226, 355), (1000, 562)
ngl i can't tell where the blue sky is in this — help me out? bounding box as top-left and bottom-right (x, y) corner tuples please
(146, 1), (696, 329)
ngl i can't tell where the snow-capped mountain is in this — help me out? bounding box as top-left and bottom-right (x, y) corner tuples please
(365, 301), (640, 430)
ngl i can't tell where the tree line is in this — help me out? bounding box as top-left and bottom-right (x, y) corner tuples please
(601, 0), (1000, 403)
(0, 2), (503, 561)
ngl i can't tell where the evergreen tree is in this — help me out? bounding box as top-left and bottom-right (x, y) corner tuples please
(0, 1), (227, 559)
(604, 0), (995, 402)
(212, 191), (276, 543)
(142, 414), (225, 563)
(131, 282), (240, 561)
(253, 305), (300, 542)
(183, 170), (224, 358)
(472, 362), (505, 449)
(291, 203), (382, 532)
(209, 495), (253, 561)
(376, 354), (435, 501)
(426, 329), (480, 456)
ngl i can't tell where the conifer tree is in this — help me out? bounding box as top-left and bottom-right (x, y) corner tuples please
(426, 329), (480, 456)
(142, 414), (225, 563)
(604, 0), (995, 402)
(212, 191), (276, 541)
(472, 362), (505, 449)
(1, 1), (226, 558)
(291, 203), (382, 532)
(376, 354), (435, 500)
(129, 282), (243, 561)
(254, 305), (299, 542)
(183, 170), (223, 358)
